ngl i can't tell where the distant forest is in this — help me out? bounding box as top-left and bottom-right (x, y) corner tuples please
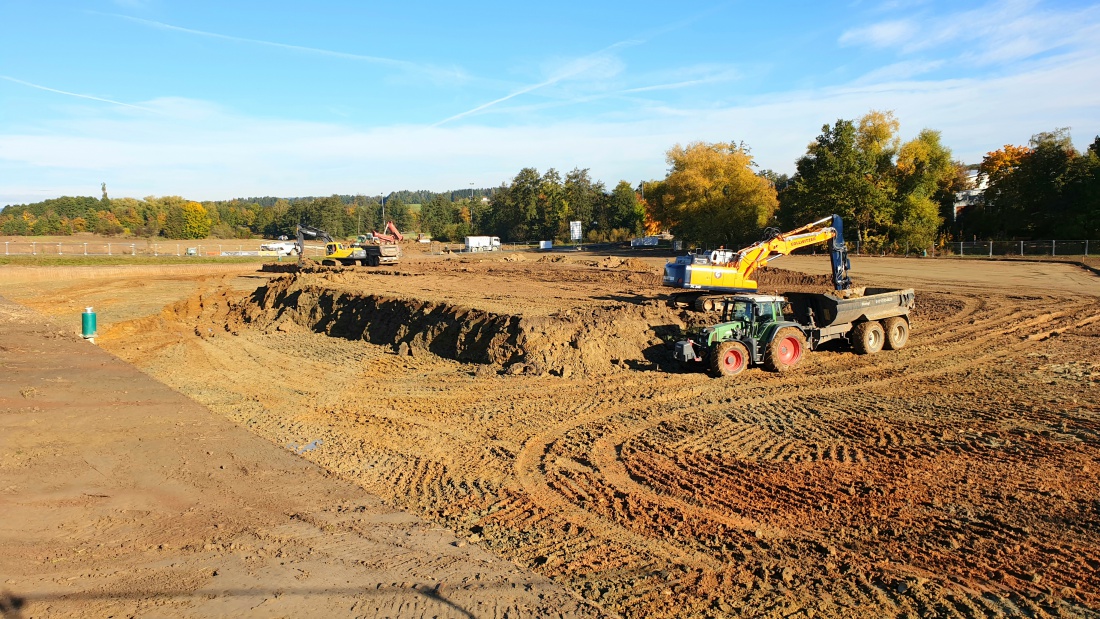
(0, 176), (648, 244)
(0, 188), (501, 242)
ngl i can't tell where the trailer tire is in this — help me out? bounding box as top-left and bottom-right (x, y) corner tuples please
(883, 317), (909, 350)
(765, 327), (807, 372)
(851, 321), (885, 354)
(710, 341), (749, 377)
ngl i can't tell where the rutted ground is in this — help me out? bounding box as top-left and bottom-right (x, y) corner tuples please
(5, 254), (1099, 618)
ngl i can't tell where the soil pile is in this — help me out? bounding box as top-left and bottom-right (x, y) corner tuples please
(756, 267), (834, 289)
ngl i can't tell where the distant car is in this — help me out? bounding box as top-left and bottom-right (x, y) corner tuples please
(260, 241), (297, 256)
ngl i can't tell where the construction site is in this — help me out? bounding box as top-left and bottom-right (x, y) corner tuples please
(2, 241), (1099, 618)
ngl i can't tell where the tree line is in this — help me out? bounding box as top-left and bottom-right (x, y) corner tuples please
(3, 112), (1096, 248)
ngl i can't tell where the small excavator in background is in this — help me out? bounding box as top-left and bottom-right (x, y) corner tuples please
(296, 223), (401, 267)
(662, 214), (852, 311)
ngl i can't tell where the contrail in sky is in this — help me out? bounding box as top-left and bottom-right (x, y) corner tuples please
(431, 2), (732, 126)
(432, 40), (641, 127)
(110, 14), (462, 80)
(0, 75), (153, 110)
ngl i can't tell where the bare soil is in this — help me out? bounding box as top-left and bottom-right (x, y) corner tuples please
(2, 250), (1099, 618)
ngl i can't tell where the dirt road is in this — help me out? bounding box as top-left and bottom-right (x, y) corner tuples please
(1, 253), (1098, 618)
(0, 296), (596, 618)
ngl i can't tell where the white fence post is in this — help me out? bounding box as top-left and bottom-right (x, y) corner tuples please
(57, 243), (62, 255)
(1051, 240), (1056, 256)
(108, 243), (111, 256)
(1019, 240), (1023, 255)
(130, 243), (135, 256)
(83, 243), (87, 255)
(4, 242), (8, 255)
(31, 242), (36, 255)
(988, 241), (992, 257)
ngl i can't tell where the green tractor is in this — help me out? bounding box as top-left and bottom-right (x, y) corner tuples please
(673, 293), (808, 377)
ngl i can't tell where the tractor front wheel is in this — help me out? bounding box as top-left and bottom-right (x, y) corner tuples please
(710, 341), (749, 377)
(764, 327), (807, 372)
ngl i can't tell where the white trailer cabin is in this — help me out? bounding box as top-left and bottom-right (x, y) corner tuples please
(464, 236), (501, 252)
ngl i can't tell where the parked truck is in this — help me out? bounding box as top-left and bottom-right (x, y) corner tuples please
(674, 288), (914, 377)
(465, 236), (501, 252)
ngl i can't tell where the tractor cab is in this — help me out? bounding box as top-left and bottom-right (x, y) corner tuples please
(706, 294), (787, 344)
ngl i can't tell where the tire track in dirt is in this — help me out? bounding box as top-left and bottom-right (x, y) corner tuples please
(508, 293), (1100, 615)
(78, 259), (1100, 619)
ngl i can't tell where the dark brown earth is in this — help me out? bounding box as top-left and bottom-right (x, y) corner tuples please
(1, 250), (1099, 618)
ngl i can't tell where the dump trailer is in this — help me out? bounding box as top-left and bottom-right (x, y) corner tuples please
(674, 288), (914, 377)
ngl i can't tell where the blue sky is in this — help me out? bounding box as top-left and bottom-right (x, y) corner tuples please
(2, 0), (1099, 206)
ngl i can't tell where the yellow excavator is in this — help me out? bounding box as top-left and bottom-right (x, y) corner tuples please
(663, 214), (852, 311)
(296, 223), (401, 267)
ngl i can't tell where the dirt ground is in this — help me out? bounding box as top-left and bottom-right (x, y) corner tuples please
(1, 249), (1098, 618)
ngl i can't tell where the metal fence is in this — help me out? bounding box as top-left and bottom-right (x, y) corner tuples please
(953, 240), (1095, 257)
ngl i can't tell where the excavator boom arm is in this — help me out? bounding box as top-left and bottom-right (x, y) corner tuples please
(735, 214), (852, 291)
(296, 224), (334, 263)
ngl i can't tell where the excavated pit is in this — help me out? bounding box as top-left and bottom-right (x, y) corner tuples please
(204, 272), (688, 376)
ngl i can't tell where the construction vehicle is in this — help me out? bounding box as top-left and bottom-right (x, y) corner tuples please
(673, 287), (914, 377)
(296, 224), (400, 267)
(663, 214), (852, 311)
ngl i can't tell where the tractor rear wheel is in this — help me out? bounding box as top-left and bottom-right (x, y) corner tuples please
(851, 321), (885, 354)
(710, 341), (749, 377)
(764, 327), (807, 372)
(883, 316), (909, 350)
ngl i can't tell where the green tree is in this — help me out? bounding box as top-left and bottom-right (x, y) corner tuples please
(490, 168), (541, 240)
(893, 129), (953, 251)
(780, 117), (895, 252)
(536, 169), (566, 240)
(564, 168), (604, 235)
(605, 180), (645, 239)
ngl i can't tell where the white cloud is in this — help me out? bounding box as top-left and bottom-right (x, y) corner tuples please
(2, 24), (1099, 205)
(839, 0), (1100, 67)
(839, 20), (917, 48)
(852, 59), (944, 83)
